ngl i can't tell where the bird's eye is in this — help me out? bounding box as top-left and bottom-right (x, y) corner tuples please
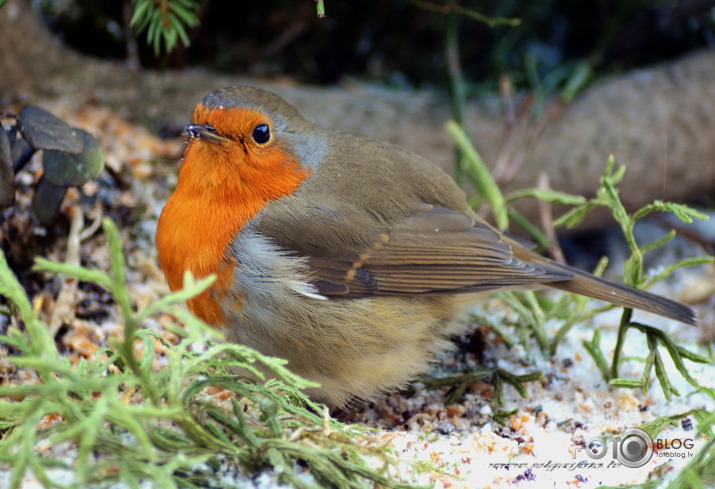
(252, 123), (271, 144)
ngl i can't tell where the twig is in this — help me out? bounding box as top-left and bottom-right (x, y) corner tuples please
(408, 0), (519, 26)
(491, 77), (525, 183)
(79, 202), (104, 242)
(123, 0), (141, 72)
(499, 75), (516, 127)
(536, 172), (565, 264)
(651, 213), (715, 256)
(49, 206), (84, 337)
(525, 100), (567, 154)
(500, 99), (566, 185)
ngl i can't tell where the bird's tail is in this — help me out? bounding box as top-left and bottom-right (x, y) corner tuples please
(513, 246), (697, 326)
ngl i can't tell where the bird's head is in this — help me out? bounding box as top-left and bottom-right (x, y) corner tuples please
(180, 86), (328, 193)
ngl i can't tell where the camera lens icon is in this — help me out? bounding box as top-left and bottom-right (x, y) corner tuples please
(616, 427), (654, 468)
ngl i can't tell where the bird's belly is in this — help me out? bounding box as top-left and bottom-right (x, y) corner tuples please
(219, 228), (471, 406)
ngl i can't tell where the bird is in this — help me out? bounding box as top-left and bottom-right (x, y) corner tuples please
(156, 85), (696, 407)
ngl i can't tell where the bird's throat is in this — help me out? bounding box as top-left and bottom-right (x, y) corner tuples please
(156, 143), (308, 324)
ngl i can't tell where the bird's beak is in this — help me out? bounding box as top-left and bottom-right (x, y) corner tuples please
(185, 124), (229, 144)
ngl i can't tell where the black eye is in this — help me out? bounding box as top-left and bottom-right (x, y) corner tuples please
(252, 123), (270, 144)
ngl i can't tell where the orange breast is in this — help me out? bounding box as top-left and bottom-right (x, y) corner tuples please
(156, 113), (309, 325)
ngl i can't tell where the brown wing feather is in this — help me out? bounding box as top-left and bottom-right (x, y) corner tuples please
(307, 206), (572, 296)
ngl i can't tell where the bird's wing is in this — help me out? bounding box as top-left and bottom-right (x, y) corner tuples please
(299, 205), (573, 296)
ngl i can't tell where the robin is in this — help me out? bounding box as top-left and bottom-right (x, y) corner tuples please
(156, 86), (695, 407)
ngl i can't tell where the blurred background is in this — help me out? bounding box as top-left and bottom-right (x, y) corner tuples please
(32, 0), (715, 89)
